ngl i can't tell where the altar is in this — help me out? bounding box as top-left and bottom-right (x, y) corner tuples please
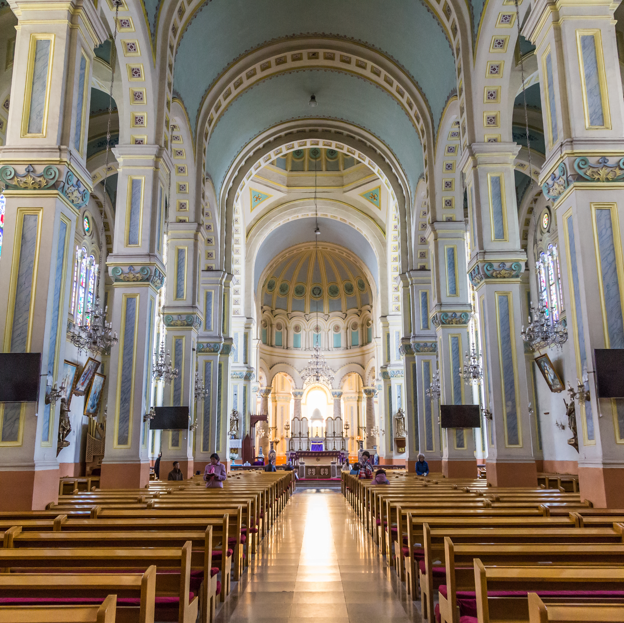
(289, 450), (344, 480)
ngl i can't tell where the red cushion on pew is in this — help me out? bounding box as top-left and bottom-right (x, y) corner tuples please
(241, 527), (259, 535)
(228, 534), (247, 545)
(215, 581), (221, 596)
(460, 618), (478, 623)
(211, 567), (219, 578)
(0, 595), (194, 607)
(376, 519), (381, 526)
(401, 547), (426, 560)
(418, 560), (445, 576)
(212, 549), (233, 560)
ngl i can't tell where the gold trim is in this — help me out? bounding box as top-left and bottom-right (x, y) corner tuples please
(495, 291), (522, 448)
(113, 293), (140, 449)
(21, 34), (55, 138)
(576, 29), (611, 131)
(590, 203), (624, 348)
(75, 49), (90, 157)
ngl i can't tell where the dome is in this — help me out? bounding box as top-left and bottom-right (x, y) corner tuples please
(261, 246), (372, 315)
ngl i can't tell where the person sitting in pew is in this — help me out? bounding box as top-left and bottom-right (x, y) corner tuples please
(167, 461), (184, 481)
(350, 463), (360, 476)
(204, 453), (227, 488)
(416, 453), (429, 477)
(264, 459), (277, 473)
(372, 469), (389, 485)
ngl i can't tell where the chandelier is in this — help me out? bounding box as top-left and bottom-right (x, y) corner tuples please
(459, 347), (483, 386)
(152, 342), (179, 382)
(425, 370), (441, 401)
(194, 370), (209, 401)
(521, 303), (568, 351)
(301, 344), (335, 387)
(69, 297), (118, 356)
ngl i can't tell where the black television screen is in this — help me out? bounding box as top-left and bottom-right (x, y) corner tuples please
(594, 349), (624, 398)
(151, 406), (189, 430)
(0, 353), (42, 402)
(440, 404), (481, 428)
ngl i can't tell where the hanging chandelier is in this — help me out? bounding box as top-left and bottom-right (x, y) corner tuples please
(459, 347), (483, 386)
(300, 151), (334, 388)
(521, 303), (568, 351)
(194, 370), (209, 401)
(425, 370), (441, 401)
(152, 342), (179, 382)
(69, 296), (118, 356)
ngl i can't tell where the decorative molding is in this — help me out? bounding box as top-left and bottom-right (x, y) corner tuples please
(469, 261), (523, 287)
(431, 311), (471, 326)
(574, 156), (624, 183)
(197, 342), (222, 353)
(399, 342), (414, 356)
(0, 164), (59, 190)
(58, 170), (90, 208)
(163, 313), (202, 329)
(111, 265), (165, 290)
(381, 370), (404, 379)
(542, 162), (572, 202)
(411, 341), (437, 353)
(331, 390), (343, 398)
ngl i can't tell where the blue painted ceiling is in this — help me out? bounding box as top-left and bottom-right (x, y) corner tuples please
(174, 0), (455, 134)
(254, 217), (378, 291)
(206, 70), (423, 197)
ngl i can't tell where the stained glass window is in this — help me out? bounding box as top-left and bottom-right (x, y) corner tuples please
(83, 215), (91, 234)
(85, 255), (96, 326)
(537, 254), (549, 317)
(70, 245), (81, 315)
(536, 245), (565, 325)
(0, 192), (5, 258)
(77, 246), (88, 321)
(547, 253), (559, 322)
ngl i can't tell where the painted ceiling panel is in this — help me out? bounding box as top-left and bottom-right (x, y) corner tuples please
(142, 0), (160, 41)
(205, 70), (424, 195)
(470, 0), (487, 46)
(175, 0), (455, 132)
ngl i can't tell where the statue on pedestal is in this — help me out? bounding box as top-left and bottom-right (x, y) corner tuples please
(563, 397), (579, 453)
(229, 409), (240, 439)
(57, 397), (72, 456)
(394, 408), (406, 438)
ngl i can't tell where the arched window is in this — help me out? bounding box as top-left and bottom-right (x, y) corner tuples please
(71, 245), (98, 326)
(535, 245), (564, 323)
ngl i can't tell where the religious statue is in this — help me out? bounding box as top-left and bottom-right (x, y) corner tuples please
(229, 409), (240, 439)
(563, 397), (579, 453)
(57, 397), (72, 456)
(394, 408), (406, 438)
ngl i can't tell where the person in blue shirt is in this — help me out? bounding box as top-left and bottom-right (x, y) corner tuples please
(416, 454), (429, 477)
(349, 462), (360, 476)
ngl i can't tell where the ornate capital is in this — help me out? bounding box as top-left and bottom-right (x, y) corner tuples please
(574, 156), (624, 183)
(542, 162), (572, 202)
(331, 390), (343, 399)
(59, 170), (90, 208)
(0, 164), (59, 190)
(399, 338), (415, 356)
(292, 390), (304, 399)
(197, 342), (222, 353)
(259, 387), (272, 398)
(468, 260), (524, 288)
(163, 313), (202, 329)
(411, 341), (437, 353)
(431, 311), (471, 327)
(111, 265), (165, 290)
(381, 370), (404, 379)
(363, 387), (377, 398)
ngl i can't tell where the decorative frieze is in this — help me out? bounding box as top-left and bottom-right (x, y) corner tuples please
(431, 311), (471, 326)
(0, 164), (59, 190)
(163, 313), (202, 329)
(411, 341), (437, 353)
(468, 261), (523, 287)
(111, 265), (165, 290)
(574, 156), (624, 183)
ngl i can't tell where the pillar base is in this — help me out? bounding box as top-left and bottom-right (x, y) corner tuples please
(0, 468), (59, 510)
(100, 462), (150, 489)
(486, 460), (537, 487)
(541, 460), (579, 475)
(578, 466), (624, 508)
(59, 463), (82, 478)
(442, 459), (477, 479)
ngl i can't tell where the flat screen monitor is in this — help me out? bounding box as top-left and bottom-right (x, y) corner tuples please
(0, 353), (42, 402)
(594, 349), (624, 398)
(440, 404), (481, 429)
(150, 406), (189, 430)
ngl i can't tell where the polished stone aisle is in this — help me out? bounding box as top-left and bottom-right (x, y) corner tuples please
(215, 489), (421, 623)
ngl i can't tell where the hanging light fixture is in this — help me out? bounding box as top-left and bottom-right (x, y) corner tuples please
(309, 94), (318, 108)
(521, 303), (568, 351)
(459, 346), (484, 386)
(425, 370), (441, 401)
(300, 152), (334, 387)
(152, 341), (179, 382)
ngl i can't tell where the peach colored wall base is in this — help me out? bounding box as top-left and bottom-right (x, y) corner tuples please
(487, 461), (538, 487)
(100, 462), (150, 489)
(542, 460), (579, 475)
(378, 457), (406, 466)
(578, 466), (624, 508)
(58, 463), (82, 478)
(425, 460), (442, 474)
(0, 468), (59, 510)
(442, 460), (477, 479)
(159, 460), (194, 481)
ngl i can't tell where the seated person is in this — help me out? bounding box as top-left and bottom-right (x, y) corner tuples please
(204, 453), (227, 488)
(372, 469), (389, 485)
(416, 453), (429, 476)
(168, 461), (184, 481)
(349, 462), (360, 476)
(264, 459), (277, 472)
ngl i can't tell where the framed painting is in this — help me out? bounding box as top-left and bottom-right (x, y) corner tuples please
(535, 353), (564, 393)
(74, 357), (101, 396)
(61, 360), (79, 405)
(84, 373), (106, 416)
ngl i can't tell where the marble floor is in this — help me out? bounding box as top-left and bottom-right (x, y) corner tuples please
(214, 489), (422, 623)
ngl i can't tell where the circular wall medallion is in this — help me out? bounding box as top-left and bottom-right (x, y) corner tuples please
(366, 319), (372, 327)
(344, 281), (354, 295)
(351, 322), (358, 331)
(328, 283), (340, 298)
(326, 149), (338, 160)
(540, 208), (551, 232)
(333, 325), (340, 333)
(266, 278), (276, 292)
(311, 285), (323, 299)
(278, 282), (289, 296)
(314, 325), (320, 333)
(83, 214), (91, 235)
(261, 320), (267, 328)
(276, 323), (283, 331)
(357, 278), (366, 292)
(293, 324), (301, 333)
(309, 147), (321, 160)
(294, 283), (306, 297)
(292, 149), (304, 160)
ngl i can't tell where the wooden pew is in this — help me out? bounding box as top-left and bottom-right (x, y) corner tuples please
(528, 593), (624, 623)
(0, 594), (118, 623)
(0, 546), (198, 623)
(3, 525), (222, 620)
(439, 541), (624, 623)
(0, 569), (155, 623)
(474, 563), (624, 623)
(418, 525), (624, 621)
